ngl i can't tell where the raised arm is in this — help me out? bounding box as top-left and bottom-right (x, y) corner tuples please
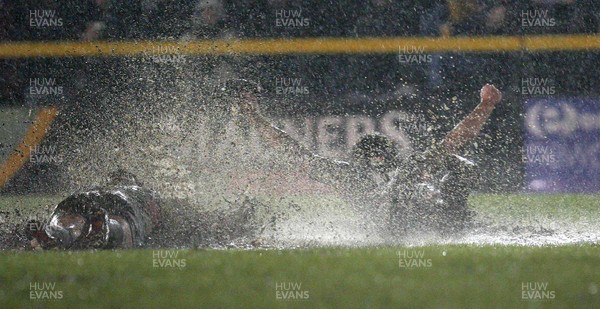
(401, 84), (503, 178)
(441, 84), (503, 154)
(231, 81), (355, 189)
(422, 84), (503, 159)
(237, 91), (315, 159)
(390, 84), (504, 199)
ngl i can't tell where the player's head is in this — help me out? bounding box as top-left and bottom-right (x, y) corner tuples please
(351, 134), (399, 172)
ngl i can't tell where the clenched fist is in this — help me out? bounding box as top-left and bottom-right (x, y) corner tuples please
(480, 84), (502, 105)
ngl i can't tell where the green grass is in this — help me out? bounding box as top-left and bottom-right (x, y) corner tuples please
(0, 246), (598, 308)
(0, 194), (599, 308)
(470, 193), (600, 216)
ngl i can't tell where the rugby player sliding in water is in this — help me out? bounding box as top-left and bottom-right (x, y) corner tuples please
(25, 169), (259, 249)
(26, 170), (158, 249)
(233, 81), (503, 235)
(25, 83), (502, 249)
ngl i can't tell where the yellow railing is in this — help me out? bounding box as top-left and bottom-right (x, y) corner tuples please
(0, 35), (599, 58)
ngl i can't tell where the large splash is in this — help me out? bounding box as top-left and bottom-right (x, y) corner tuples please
(2, 58), (597, 249)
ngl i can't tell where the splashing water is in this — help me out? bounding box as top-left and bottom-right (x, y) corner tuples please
(5, 59), (597, 249)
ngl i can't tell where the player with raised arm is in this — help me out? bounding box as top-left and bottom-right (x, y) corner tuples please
(231, 80), (503, 234)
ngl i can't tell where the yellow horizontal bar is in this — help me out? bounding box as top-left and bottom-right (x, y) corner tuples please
(523, 35), (600, 51)
(0, 35), (598, 58)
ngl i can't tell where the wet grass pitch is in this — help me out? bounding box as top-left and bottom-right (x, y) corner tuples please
(0, 194), (598, 308)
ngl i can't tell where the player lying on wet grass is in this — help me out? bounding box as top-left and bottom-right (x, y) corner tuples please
(24, 170), (260, 249)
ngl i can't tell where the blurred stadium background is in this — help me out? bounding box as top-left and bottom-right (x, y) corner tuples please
(0, 0), (599, 196)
